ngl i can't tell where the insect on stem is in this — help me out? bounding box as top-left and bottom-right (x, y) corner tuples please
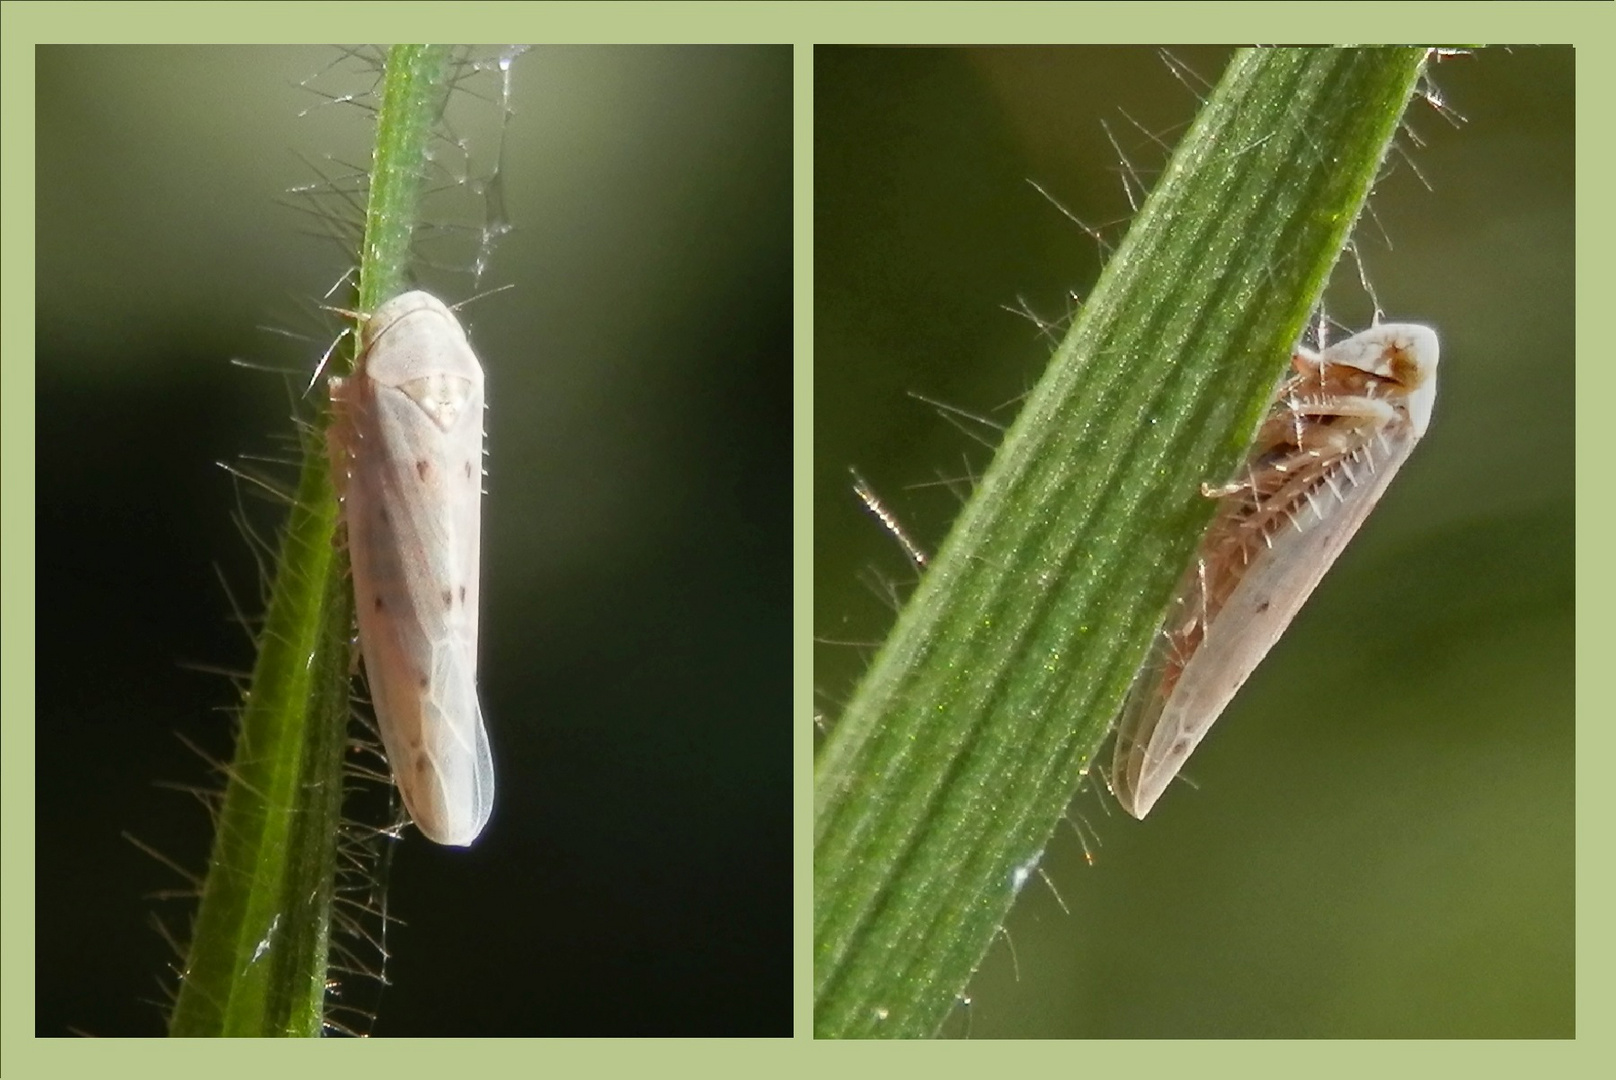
(1110, 323), (1439, 819)
(329, 290), (495, 847)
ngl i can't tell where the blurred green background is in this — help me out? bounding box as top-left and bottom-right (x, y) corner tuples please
(815, 46), (1572, 1038)
(36, 46), (790, 1036)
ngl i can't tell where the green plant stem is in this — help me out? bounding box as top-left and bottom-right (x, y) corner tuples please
(814, 47), (1430, 1039)
(169, 45), (450, 1038)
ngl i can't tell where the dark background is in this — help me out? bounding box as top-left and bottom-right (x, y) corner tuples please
(816, 46), (1573, 1037)
(36, 46), (791, 1036)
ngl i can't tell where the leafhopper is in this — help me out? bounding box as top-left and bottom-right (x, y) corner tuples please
(330, 290), (495, 846)
(1110, 323), (1440, 819)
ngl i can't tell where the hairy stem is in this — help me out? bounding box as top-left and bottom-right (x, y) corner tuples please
(814, 46), (1431, 1039)
(169, 45), (451, 1038)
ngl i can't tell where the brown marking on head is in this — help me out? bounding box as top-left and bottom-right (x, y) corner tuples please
(1388, 345), (1422, 388)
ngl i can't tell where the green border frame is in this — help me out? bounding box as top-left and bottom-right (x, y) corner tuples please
(4, 0), (1611, 1063)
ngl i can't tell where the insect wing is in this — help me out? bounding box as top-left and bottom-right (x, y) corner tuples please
(1111, 324), (1438, 819)
(342, 292), (494, 846)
